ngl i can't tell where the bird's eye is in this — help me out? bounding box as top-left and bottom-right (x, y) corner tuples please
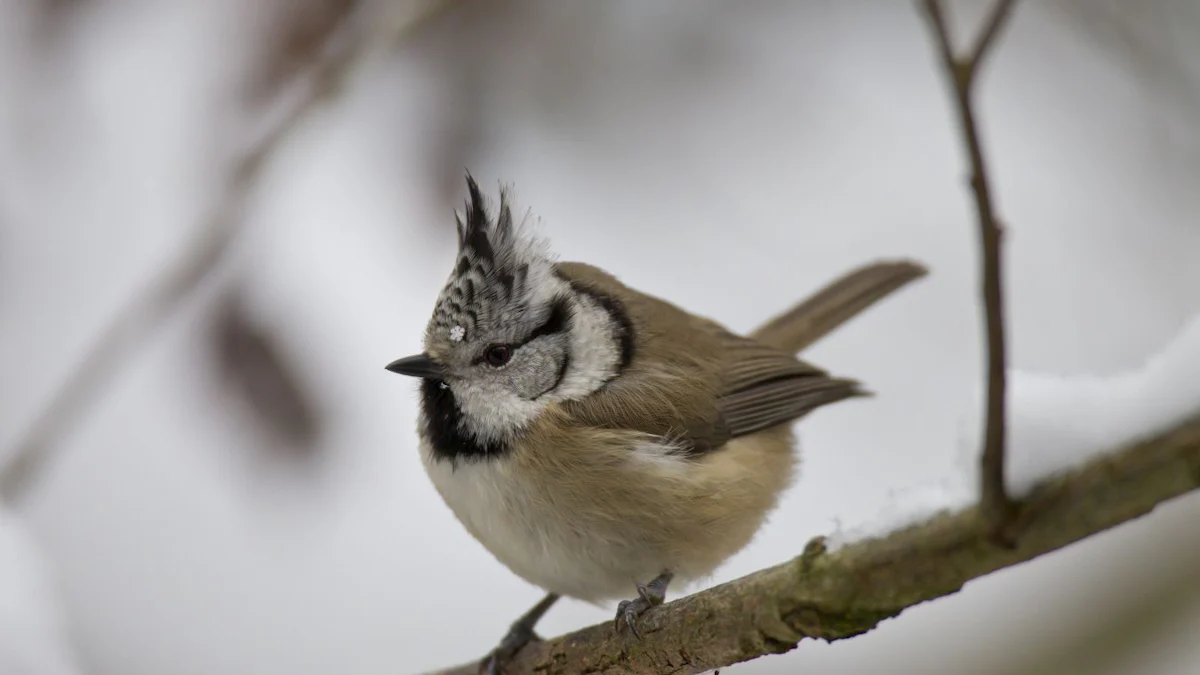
(484, 344), (512, 367)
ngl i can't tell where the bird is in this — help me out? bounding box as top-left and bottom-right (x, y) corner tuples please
(385, 175), (926, 674)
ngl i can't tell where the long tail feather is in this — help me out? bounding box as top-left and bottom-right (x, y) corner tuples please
(751, 260), (928, 354)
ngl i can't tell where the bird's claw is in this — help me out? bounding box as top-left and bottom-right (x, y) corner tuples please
(613, 572), (671, 639)
(614, 597), (651, 639)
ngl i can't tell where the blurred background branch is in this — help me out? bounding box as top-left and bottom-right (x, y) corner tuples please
(0, 0), (451, 506)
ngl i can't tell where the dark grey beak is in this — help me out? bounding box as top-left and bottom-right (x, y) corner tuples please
(385, 353), (446, 380)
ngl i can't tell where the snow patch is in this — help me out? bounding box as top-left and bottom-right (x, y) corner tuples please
(828, 314), (1200, 549)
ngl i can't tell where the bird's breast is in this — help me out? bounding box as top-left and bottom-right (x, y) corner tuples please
(418, 425), (798, 604)
(419, 441), (648, 602)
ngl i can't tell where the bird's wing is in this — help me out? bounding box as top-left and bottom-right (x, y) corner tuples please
(561, 325), (864, 455)
(715, 331), (866, 440)
(554, 261), (865, 455)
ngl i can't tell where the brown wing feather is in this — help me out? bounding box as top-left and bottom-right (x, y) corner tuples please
(718, 334), (825, 392)
(554, 262), (864, 454)
(715, 331), (865, 439)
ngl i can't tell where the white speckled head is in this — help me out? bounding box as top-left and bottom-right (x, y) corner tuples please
(423, 175), (558, 359)
(391, 176), (630, 462)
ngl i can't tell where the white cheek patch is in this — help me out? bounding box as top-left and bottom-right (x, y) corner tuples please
(453, 380), (544, 442)
(552, 292), (621, 400)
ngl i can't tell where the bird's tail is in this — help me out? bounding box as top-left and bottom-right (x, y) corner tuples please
(751, 259), (928, 354)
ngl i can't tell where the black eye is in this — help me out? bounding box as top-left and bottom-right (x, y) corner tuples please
(484, 344), (512, 367)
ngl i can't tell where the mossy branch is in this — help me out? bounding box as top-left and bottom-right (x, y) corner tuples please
(429, 412), (1200, 675)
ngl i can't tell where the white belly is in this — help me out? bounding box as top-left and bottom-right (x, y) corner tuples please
(420, 443), (661, 603)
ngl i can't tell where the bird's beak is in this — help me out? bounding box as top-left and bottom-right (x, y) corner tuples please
(385, 353), (446, 380)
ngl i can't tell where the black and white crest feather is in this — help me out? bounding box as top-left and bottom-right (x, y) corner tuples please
(427, 175), (555, 348)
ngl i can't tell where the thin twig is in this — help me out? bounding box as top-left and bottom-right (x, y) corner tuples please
(428, 411), (1200, 675)
(0, 4), (373, 506)
(919, 0), (1019, 542)
(970, 0), (1019, 69)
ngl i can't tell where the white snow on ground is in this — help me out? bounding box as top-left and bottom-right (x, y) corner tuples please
(829, 313), (1200, 548)
(982, 314), (1200, 495)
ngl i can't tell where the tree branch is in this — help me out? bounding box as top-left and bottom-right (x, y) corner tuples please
(429, 412), (1200, 675)
(0, 2), (374, 506)
(920, 0), (1019, 540)
(969, 0), (1019, 68)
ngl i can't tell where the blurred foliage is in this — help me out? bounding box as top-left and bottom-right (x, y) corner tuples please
(209, 287), (325, 455)
(27, 0), (88, 51)
(244, 0), (362, 106)
(396, 0), (744, 209)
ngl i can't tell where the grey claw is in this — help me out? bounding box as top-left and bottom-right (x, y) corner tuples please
(613, 571), (673, 640)
(613, 596), (649, 639)
(614, 599), (631, 632)
(624, 603), (642, 640)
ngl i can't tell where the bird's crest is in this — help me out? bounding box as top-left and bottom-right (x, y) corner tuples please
(426, 174), (554, 349)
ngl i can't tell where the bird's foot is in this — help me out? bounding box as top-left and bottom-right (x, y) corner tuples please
(613, 570), (673, 639)
(480, 622), (540, 675)
(479, 592), (559, 675)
